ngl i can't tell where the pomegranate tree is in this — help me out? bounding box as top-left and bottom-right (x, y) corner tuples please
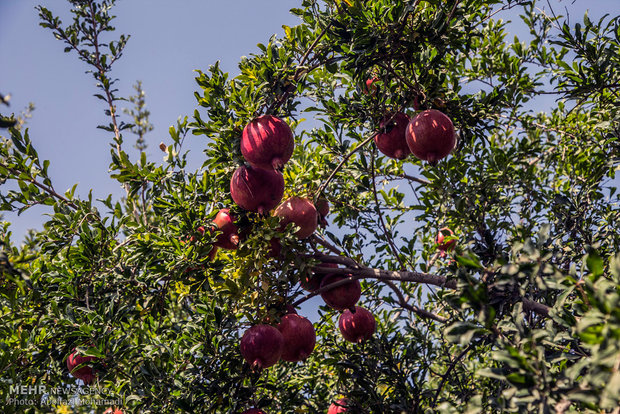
(211, 208), (239, 250)
(273, 197), (318, 239)
(66, 349), (98, 384)
(338, 306), (376, 343)
(240, 325), (284, 370)
(277, 313), (316, 362)
(405, 109), (456, 163)
(374, 111), (411, 160)
(240, 115), (294, 170)
(230, 166), (284, 214)
(319, 274), (361, 311)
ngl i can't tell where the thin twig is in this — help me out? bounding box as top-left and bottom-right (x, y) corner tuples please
(384, 280), (447, 323)
(314, 131), (379, 198)
(88, 1), (123, 159)
(432, 344), (473, 407)
(370, 150), (407, 270)
(1, 163), (78, 210)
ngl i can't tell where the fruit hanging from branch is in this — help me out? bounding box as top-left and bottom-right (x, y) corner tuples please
(241, 115), (294, 170)
(66, 349), (98, 384)
(230, 165), (285, 214)
(240, 325), (284, 370)
(277, 313), (316, 362)
(273, 196), (318, 239)
(436, 227), (457, 252)
(405, 109), (456, 163)
(211, 208), (240, 250)
(328, 398), (351, 413)
(315, 197), (329, 227)
(300, 262), (337, 292)
(338, 306), (376, 343)
(374, 111), (411, 160)
(319, 274), (361, 311)
(363, 77), (379, 95)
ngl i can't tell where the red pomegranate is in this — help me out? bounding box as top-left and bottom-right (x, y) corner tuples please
(230, 166), (284, 214)
(66, 348), (98, 384)
(277, 314), (316, 362)
(320, 274), (361, 311)
(406, 109), (456, 163)
(241, 115), (294, 170)
(374, 112), (411, 160)
(268, 237), (282, 259)
(364, 77), (379, 95)
(316, 198), (329, 227)
(241, 409), (267, 414)
(338, 306), (376, 343)
(240, 325), (284, 370)
(300, 262), (337, 292)
(328, 398), (351, 413)
(273, 197), (318, 239)
(436, 227), (456, 252)
(211, 209), (239, 250)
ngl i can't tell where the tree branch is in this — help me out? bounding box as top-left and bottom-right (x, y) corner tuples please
(0, 162), (78, 210)
(310, 262), (552, 318)
(384, 280), (448, 323)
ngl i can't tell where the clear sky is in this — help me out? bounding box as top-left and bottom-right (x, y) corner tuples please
(1, 0), (619, 243)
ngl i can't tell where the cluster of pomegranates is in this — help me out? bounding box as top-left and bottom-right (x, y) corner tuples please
(374, 108), (456, 164)
(201, 104), (458, 412)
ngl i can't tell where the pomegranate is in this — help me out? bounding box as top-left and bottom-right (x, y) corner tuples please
(211, 209), (239, 250)
(240, 325), (284, 370)
(268, 237), (282, 259)
(374, 112), (411, 160)
(436, 227), (456, 252)
(406, 109), (456, 163)
(241, 409), (267, 414)
(320, 274), (361, 311)
(230, 166), (284, 214)
(241, 115), (294, 170)
(66, 348), (98, 384)
(316, 197), (329, 227)
(328, 398), (351, 413)
(273, 197), (318, 239)
(363, 77), (379, 95)
(277, 314), (316, 362)
(300, 262), (337, 292)
(338, 306), (376, 343)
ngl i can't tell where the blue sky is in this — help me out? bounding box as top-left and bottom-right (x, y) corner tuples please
(1, 0), (619, 243)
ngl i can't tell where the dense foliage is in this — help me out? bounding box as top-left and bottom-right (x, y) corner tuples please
(1, 0), (619, 413)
